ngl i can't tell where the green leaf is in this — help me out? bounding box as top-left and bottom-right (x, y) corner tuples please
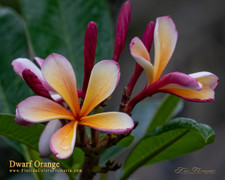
(19, 0), (114, 88)
(146, 95), (181, 134)
(0, 7), (30, 114)
(0, 113), (44, 179)
(0, 114), (44, 150)
(99, 135), (134, 165)
(99, 146), (123, 166)
(72, 148), (84, 169)
(117, 135), (134, 147)
(121, 118), (215, 180)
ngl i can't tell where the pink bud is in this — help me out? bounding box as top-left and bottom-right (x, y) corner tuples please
(113, 1), (131, 62)
(142, 21), (155, 52)
(82, 21), (98, 98)
(22, 69), (52, 99)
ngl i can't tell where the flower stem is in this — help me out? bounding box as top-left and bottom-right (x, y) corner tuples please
(79, 154), (100, 180)
(91, 128), (100, 147)
(120, 64), (143, 112)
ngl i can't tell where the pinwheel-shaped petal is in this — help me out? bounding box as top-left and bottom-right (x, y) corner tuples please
(17, 53), (134, 159)
(130, 16), (218, 102)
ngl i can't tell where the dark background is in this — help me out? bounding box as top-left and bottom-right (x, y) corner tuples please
(0, 0), (225, 179)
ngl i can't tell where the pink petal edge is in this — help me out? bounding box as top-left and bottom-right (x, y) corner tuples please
(85, 125), (134, 134)
(49, 122), (77, 159)
(152, 72), (202, 91)
(15, 109), (34, 126)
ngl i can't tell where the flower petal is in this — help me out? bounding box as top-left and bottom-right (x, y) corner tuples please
(12, 58), (43, 80)
(189, 72), (219, 89)
(50, 121), (78, 159)
(153, 72), (202, 91)
(42, 53), (80, 116)
(153, 16), (178, 82)
(130, 37), (151, 62)
(12, 58), (53, 91)
(80, 60), (120, 116)
(34, 57), (44, 68)
(80, 112), (134, 134)
(17, 96), (74, 123)
(130, 37), (154, 84)
(15, 109), (34, 126)
(39, 120), (63, 158)
(50, 92), (63, 102)
(159, 72), (219, 102)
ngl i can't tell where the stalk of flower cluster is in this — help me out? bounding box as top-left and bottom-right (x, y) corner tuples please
(120, 21), (155, 111)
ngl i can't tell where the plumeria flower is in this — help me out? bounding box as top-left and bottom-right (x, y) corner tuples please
(12, 0), (131, 156)
(16, 53), (134, 159)
(126, 16), (219, 113)
(12, 56), (67, 156)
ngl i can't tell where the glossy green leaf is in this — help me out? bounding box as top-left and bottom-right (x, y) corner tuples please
(0, 7), (30, 114)
(121, 118), (215, 180)
(0, 114), (44, 150)
(72, 148), (84, 169)
(99, 135), (134, 165)
(19, 0), (114, 88)
(146, 94), (182, 134)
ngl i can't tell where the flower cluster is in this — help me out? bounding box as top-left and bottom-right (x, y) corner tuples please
(12, 1), (218, 160)
(121, 16), (219, 114)
(12, 1), (133, 159)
